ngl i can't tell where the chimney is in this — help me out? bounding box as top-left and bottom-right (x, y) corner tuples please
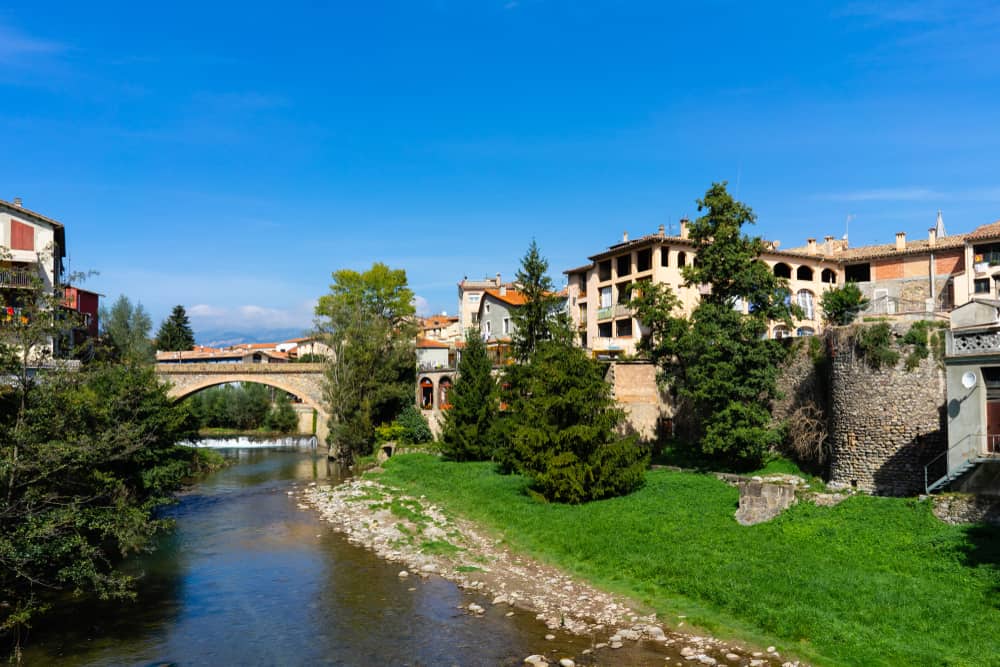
(823, 235), (835, 255)
(680, 217), (689, 240)
(499, 284), (507, 297)
(929, 227), (937, 247)
(658, 224), (665, 237)
(623, 230), (629, 242)
(495, 272), (501, 286)
(807, 238), (817, 255)
(13, 197), (22, 207)
(895, 232), (906, 252)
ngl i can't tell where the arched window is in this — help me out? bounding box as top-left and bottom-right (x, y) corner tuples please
(821, 268), (837, 284)
(773, 326), (791, 339)
(796, 289), (815, 320)
(439, 377), (453, 409)
(773, 263), (792, 279)
(677, 251), (687, 268)
(419, 378), (434, 410)
(796, 327), (816, 337)
(796, 266), (814, 281)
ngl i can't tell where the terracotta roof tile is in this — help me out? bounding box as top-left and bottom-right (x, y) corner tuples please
(416, 337), (451, 349)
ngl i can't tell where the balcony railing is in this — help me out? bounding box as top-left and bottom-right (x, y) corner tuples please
(0, 268), (37, 289)
(597, 306), (613, 320)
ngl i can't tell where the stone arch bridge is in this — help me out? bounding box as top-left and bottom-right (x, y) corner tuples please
(155, 363), (329, 442)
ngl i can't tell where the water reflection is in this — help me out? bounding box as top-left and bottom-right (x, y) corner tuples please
(21, 445), (672, 666)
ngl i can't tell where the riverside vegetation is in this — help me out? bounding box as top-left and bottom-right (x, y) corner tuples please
(376, 453), (1000, 667)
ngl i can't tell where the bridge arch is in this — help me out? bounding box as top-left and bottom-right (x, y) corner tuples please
(156, 363), (329, 442)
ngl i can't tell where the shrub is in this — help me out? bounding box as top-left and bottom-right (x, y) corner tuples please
(396, 405), (433, 444)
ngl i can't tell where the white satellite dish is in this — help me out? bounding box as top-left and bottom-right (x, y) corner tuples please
(962, 371), (978, 389)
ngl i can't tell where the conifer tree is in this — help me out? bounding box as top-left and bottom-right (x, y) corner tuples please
(440, 329), (498, 461)
(511, 240), (563, 362)
(155, 305), (196, 351)
(502, 330), (648, 503)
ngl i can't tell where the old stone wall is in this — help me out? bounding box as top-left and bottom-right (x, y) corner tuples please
(827, 326), (946, 496)
(605, 361), (670, 442)
(933, 494), (1000, 526)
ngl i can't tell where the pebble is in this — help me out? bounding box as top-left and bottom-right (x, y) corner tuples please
(610, 641), (623, 649)
(398, 571), (409, 578)
(594, 643), (608, 650)
(468, 603), (485, 615)
(524, 655), (547, 666)
(725, 654), (740, 662)
(697, 656), (717, 666)
(766, 647), (776, 653)
(545, 633), (555, 640)
(505, 611), (515, 617)
(559, 660), (575, 667)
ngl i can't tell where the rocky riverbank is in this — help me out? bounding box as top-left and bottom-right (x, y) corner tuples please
(299, 476), (803, 667)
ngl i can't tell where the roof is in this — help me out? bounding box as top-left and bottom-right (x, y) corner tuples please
(0, 199), (67, 258)
(834, 235), (967, 262)
(563, 263), (593, 275)
(422, 314), (459, 328)
(966, 220), (1000, 240)
(416, 337), (451, 349)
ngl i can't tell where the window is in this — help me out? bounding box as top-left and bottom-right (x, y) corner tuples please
(661, 246), (670, 267)
(773, 326), (791, 339)
(677, 252), (687, 268)
(821, 268), (837, 284)
(485, 320), (492, 334)
(797, 327), (815, 337)
(502, 317), (510, 335)
(10, 220), (34, 251)
(844, 263), (871, 282)
(599, 286), (612, 308)
(975, 278), (991, 294)
(773, 263), (792, 279)
(598, 260), (612, 281)
(468, 294), (480, 303)
(796, 290), (815, 320)
(578, 304), (587, 322)
(616, 254), (631, 277)
(598, 322), (612, 337)
(796, 266), (814, 281)
(636, 249), (652, 272)
(616, 282), (631, 304)
(616, 318), (633, 338)
(485, 303), (491, 314)
(578, 274), (586, 291)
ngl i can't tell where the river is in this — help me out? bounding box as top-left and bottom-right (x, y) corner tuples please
(19, 441), (674, 666)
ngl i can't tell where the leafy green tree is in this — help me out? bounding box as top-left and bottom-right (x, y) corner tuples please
(501, 334), (647, 503)
(511, 240), (565, 361)
(266, 392), (300, 433)
(396, 405), (433, 444)
(821, 282), (869, 326)
(155, 305), (196, 351)
(315, 263), (417, 460)
(0, 359), (205, 652)
(99, 294), (154, 364)
(440, 329), (499, 461)
(631, 182), (795, 469)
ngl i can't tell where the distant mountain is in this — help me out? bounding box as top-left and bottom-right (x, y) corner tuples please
(195, 328), (311, 348)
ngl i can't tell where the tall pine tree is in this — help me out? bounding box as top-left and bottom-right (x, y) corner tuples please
(155, 305), (196, 351)
(511, 240), (564, 362)
(440, 329), (498, 461)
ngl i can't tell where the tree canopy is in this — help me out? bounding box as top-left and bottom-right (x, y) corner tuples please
(315, 263), (417, 459)
(99, 295), (154, 364)
(821, 282), (869, 326)
(155, 305), (196, 351)
(631, 182), (794, 468)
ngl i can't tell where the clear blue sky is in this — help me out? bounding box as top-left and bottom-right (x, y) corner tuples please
(3, 1), (999, 337)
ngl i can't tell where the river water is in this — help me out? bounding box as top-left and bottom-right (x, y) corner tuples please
(20, 441), (673, 666)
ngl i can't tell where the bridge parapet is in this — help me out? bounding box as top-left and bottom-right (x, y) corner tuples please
(156, 362), (326, 374)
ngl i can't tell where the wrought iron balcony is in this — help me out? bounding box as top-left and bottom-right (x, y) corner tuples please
(0, 267), (38, 289)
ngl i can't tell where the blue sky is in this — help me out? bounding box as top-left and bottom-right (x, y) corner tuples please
(3, 1), (1000, 336)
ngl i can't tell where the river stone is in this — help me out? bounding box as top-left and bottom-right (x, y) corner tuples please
(468, 603), (485, 614)
(545, 633), (555, 640)
(559, 659), (575, 667)
(609, 641), (622, 649)
(523, 655), (547, 666)
(398, 570), (409, 578)
(618, 628), (640, 641)
(697, 656), (717, 666)
(725, 653), (740, 661)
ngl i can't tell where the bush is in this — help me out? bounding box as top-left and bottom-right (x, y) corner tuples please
(821, 282), (868, 325)
(396, 405), (433, 444)
(854, 322), (900, 369)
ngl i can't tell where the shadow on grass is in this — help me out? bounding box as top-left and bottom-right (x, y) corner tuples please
(960, 522), (1000, 606)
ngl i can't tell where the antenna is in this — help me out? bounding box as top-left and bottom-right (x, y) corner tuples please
(844, 214), (855, 241)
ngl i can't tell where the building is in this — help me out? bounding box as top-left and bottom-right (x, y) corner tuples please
(566, 222), (842, 357)
(457, 274), (505, 333)
(564, 213), (1000, 358)
(420, 313), (461, 343)
(156, 345), (290, 364)
(476, 284), (568, 364)
(0, 198), (99, 358)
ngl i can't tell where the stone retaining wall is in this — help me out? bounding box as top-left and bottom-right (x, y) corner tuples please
(933, 494), (1000, 526)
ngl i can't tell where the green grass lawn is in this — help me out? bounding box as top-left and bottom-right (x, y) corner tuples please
(376, 453), (1000, 667)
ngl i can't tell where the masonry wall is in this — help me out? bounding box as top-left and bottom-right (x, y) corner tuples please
(605, 361), (669, 442)
(827, 326), (947, 496)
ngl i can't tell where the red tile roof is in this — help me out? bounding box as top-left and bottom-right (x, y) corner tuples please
(416, 337), (451, 349)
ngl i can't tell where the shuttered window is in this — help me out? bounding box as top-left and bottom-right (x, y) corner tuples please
(11, 220), (34, 251)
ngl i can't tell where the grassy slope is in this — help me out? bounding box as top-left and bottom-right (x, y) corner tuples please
(377, 454), (1000, 667)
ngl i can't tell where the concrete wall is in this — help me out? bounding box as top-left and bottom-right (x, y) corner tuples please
(827, 326), (947, 495)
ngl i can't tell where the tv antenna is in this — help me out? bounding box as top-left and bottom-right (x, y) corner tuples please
(844, 214), (855, 241)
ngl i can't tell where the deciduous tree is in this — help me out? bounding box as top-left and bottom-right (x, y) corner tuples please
(99, 295), (154, 364)
(631, 182), (795, 468)
(315, 263), (417, 459)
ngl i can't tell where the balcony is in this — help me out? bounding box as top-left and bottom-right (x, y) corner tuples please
(597, 306), (613, 320)
(0, 267), (38, 289)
